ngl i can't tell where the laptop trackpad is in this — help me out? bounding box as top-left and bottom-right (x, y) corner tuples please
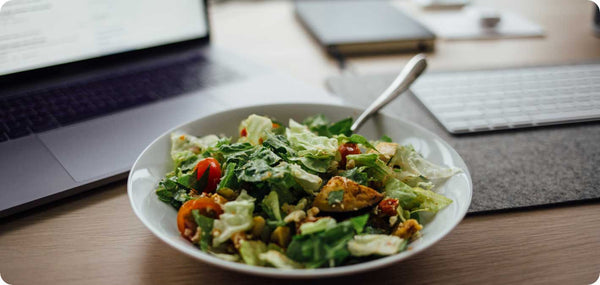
(38, 95), (224, 182)
(0, 136), (76, 212)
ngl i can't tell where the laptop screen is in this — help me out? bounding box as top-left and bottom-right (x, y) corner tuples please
(0, 0), (208, 76)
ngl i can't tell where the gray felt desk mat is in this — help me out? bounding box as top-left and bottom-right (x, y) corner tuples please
(327, 73), (600, 213)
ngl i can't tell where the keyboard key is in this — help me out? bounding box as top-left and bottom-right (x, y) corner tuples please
(440, 110), (483, 121)
(501, 107), (521, 115)
(446, 121), (470, 133)
(521, 105), (538, 113)
(489, 117), (509, 129)
(430, 102), (463, 112)
(469, 119), (489, 131)
(508, 115), (533, 127)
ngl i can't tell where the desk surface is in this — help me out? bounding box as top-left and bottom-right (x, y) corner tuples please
(2, 0), (600, 284)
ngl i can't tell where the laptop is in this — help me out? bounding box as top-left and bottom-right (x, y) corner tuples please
(0, 0), (339, 217)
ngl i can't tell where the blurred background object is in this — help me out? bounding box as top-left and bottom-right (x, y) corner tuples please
(594, 1), (600, 36)
(294, 0), (435, 59)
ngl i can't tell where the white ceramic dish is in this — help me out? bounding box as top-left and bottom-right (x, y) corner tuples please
(128, 103), (472, 278)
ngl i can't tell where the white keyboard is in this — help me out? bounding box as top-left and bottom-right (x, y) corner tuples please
(411, 63), (600, 133)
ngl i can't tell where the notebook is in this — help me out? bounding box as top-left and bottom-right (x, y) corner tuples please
(294, 0), (436, 56)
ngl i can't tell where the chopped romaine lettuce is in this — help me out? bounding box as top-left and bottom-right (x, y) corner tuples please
(259, 250), (303, 269)
(347, 234), (406, 257)
(239, 240), (268, 266)
(286, 119), (338, 158)
(238, 114), (273, 146)
(302, 114), (330, 136)
(302, 114), (353, 137)
(337, 134), (377, 151)
(170, 132), (219, 169)
(346, 153), (395, 183)
(338, 166), (369, 186)
(262, 190), (284, 226)
(286, 119), (339, 173)
(287, 220), (355, 268)
(390, 145), (461, 188)
(191, 209), (214, 251)
(299, 217), (336, 235)
(349, 213), (370, 234)
(155, 175), (189, 209)
(212, 190), (255, 246)
(217, 163), (238, 190)
(384, 178), (452, 214)
(288, 163), (322, 194)
(262, 131), (297, 161)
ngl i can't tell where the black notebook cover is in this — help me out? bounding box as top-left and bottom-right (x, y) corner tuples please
(295, 0), (435, 55)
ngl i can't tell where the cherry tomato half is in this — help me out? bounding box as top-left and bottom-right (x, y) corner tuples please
(194, 157), (222, 193)
(338, 142), (361, 169)
(177, 197), (223, 237)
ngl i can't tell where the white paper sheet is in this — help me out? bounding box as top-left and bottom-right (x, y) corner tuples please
(417, 8), (545, 40)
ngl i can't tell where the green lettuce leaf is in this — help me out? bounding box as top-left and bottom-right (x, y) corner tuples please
(239, 240), (268, 266)
(217, 162), (238, 190)
(349, 213), (370, 234)
(259, 250), (304, 269)
(302, 114), (330, 136)
(288, 163), (322, 194)
(262, 190), (284, 226)
(347, 234), (406, 257)
(212, 190), (255, 246)
(286, 120), (339, 173)
(302, 114), (353, 137)
(191, 209), (214, 251)
(390, 145), (461, 188)
(170, 132), (219, 170)
(287, 220), (356, 268)
(346, 153), (395, 184)
(155, 175), (189, 209)
(299, 217), (336, 235)
(262, 131), (297, 161)
(238, 114), (273, 146)
(338, 166), (369, 186)
(237, 146), (282, 182)
(384, 178), (452, 213)
(337, 134), (377, 151)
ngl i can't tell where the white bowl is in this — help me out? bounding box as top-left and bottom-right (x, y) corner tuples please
(128, 103), (472, 278)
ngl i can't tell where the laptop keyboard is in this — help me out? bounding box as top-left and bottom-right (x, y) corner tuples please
(0, 54), (238, 141)
(412, 63), (600, 133)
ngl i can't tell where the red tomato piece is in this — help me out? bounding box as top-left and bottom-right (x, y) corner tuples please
(177, 197), (224, 238)
(194, 157), (222, 193)
(338, 142), (361, 169)
(379, 198), (399, 216)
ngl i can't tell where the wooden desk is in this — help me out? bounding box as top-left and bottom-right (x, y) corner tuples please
(2, 0), (600, 284)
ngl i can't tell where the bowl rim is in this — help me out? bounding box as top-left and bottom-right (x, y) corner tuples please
(127, 103), (473, 278)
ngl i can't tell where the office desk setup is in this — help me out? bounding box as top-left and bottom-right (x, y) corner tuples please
(1, 0), (600, 284)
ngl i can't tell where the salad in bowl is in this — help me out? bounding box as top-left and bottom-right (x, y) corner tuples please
(153, 113), (461, 269)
